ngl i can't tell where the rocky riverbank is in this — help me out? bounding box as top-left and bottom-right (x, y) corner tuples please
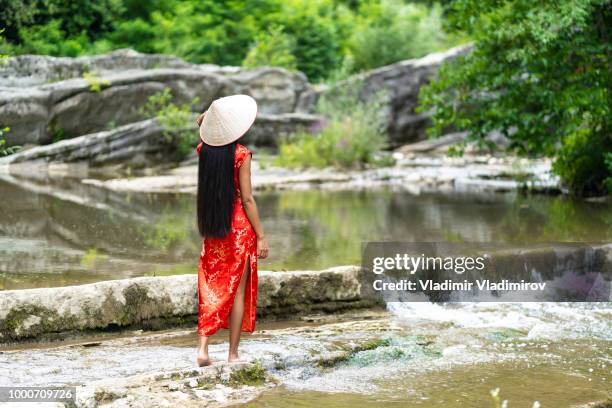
(0, 46), (469, 167)
(2, 304), (610, 407)
(76, 151), (560, 195)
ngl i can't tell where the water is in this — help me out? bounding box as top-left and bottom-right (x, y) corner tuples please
(1, 174), (610, 405)
(1, 177), (611, 289)
(3, 303), (608, 406)
(246, 302), (611, 407)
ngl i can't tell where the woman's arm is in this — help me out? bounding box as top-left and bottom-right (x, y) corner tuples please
(238, 154), (269, 259)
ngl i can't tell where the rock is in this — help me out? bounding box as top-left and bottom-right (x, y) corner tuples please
(0, 119), (169, 168)
(245, 112), (322, 146)
(67, 153), (558, 195)
(75, 361), (272, 408)
(0, 46), (471, 165)
(300, 45), (473, 146)
(0, 51), (312, 146)
(396, 132), (468, 154)
(0, 266), (382, 342)
(0, 49), (197, 87)
(0, 113), (321, 168)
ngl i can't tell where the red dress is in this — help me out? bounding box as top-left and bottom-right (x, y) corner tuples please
(196, 142), (258, 337)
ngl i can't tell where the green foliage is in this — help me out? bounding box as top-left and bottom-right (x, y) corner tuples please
(0, 126), (21, 156)
(605, 153), (612, 192)
(51, 126), (66, 143)
(13, 20), (90, 56)
(277, 3), (343, 82)
(552, 127), (612, 196)
(82, 71), (110, 93)
(1, 0), (453, 81)
(80, 247), (108, 268)
(0, 0), (123, 48)
(0, 28), (9, 60)
(347, 1), (449, 72)
(276, 84), (392, 169)
(242, 25), (297, 70)
(108, 0), (280, 66)
(418, 0), (612, 196)
(0, 30), (19, 156)
(139, 87), (200, 157)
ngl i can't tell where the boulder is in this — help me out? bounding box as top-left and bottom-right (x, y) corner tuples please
(0, 113), (321, 168)
(0, 52), (312, 146)
(0, 48), (229, 87)
(0, 46), (470, 160)
(299, 45), (472, 147)
(0, 119), (170, 168)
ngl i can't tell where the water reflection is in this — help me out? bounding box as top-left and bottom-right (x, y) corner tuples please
(0, 177), (610, 290)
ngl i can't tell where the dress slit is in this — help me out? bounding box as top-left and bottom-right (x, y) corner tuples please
(218, 253), (251, 332)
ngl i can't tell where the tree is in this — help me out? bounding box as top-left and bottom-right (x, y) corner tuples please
(242, 25), (297, 70)
(419, 0), (612, 196)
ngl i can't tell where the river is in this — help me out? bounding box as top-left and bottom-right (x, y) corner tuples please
(0, 177), (610, 407)
(1, 178), (611, 290)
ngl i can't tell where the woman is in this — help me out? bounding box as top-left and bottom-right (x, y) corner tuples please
(194, 94), (269, 366)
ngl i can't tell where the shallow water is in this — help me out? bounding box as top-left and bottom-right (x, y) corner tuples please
(1, 177), (611, 289)
(247, 302), (611, 407)
(3, 303), (608, 407)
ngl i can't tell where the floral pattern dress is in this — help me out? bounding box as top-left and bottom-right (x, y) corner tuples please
(196, 142), (258, 337)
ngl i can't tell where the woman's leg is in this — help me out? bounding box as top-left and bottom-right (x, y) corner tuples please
(197, 335), (211, 366)
(228, 257), (251, 362)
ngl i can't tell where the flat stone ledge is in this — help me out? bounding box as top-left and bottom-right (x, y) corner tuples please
(0, 266), (378, 343)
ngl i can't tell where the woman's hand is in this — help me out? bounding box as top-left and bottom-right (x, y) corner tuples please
(257, 236), (269, 259)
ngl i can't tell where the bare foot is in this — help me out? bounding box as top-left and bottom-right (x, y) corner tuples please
(196, 348), (212, 367)
(228, 353), (247, 363)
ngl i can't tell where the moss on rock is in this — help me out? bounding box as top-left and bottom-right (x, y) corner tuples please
(228, 362), (266, 387)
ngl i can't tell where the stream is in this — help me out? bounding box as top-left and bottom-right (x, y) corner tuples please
(0, 176), (610, 406)
(1, 177), (611, 290)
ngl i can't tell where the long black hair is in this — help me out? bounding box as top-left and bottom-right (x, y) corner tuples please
(197, 142), (236, 238)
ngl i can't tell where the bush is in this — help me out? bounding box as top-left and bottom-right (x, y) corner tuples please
(0, 126), (20, 156)
(605, 153), (612, 193)
(14, 20), (90, 57)
(347, 1), (448, 72)
(2, 0), (455, 81)
(552, 127), (612, 196)
(242, 25), (297, 71)
(1, 0), (122, 54)
(418, 0), (612, 196)
(275, 85), (391, 169)
(139, 87), (200, 157)
(82, 71), (110, 93)
(279, 7), (343, 82)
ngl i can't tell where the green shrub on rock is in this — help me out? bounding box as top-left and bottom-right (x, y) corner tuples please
(139, 87), (200, 158)
(276, 85), (392, 169)
(0, 126), (20, 156)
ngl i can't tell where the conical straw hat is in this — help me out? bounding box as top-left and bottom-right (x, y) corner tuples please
(199, 94), (258, 146)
